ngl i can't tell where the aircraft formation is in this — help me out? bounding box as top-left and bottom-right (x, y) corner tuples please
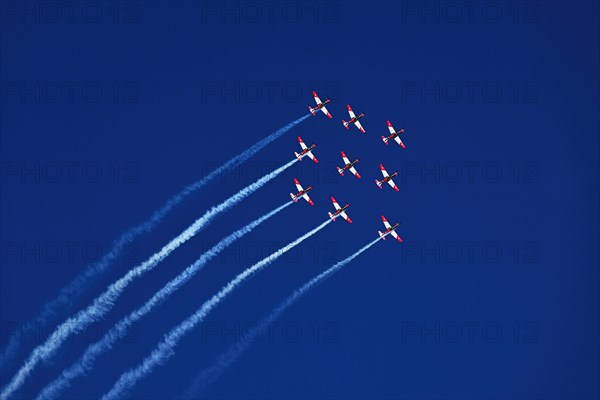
(295, 90), (406, 242)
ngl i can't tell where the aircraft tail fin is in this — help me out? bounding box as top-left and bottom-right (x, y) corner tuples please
(378, 231), (386, 240)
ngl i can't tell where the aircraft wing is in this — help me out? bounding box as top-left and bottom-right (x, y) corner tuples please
(320, 105), (332, 118)
(340, 151), (351, 165)
(340, 211), (352, 223)
(394, 136), (406, 148)
(380, 164), (389, 178)
(306, 151), (318, 163)
(349, 166), (361, 178)
(293, 178), (304, 192)
(386, 120), (396, 134)
(387, 177), (399, 192)
(331, 196), (341, 210)
(298, 136), (308, 150)
(347, 104), (356, 119)
(312, 91), (322, 105)
(381, 215), (392, 230)
(354, 120), (365, 133)
(303, 193), (314, 206)
(390, 230), (402, 242)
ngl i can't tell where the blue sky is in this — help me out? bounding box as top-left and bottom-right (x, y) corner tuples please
(1, 1), (599, 399)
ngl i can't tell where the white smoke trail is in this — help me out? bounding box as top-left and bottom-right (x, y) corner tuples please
(0, 114), (309, 371)
(182, 237), (382, 398)
(101, 219), (332, 400)
(35, 201), (293, 400)
(1, 159), (299, 400)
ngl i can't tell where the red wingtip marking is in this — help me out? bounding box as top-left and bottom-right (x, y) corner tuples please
(381, 215), (387, 221)
(312, 91), (317, 96)
(394, 187), (399, 192)
(313, 158), (319, 163)
(297, 136), (302, 141)
(309, 200), (314, 206)
(347, 104), (352, 110)
(401, 143), (406, 149)
(380, 164), (384, 169)
(387, 120), (392, 126)
(331, 196), (336, 202)
(327, 113), (332, 118)
(341, 151), (346, 157)
(347, 219), (353, 224)
(293, 178), (299, 184)
(356, 174), (361, 179)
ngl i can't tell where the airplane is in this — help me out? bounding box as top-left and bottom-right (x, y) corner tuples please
(294, 136), (318, 163)
(342, 104), (365, 133)
(336, 151), (361, 179)
(378, 215), (402, 242)
(327, 196), (352, 223)
(375, 163), (399, 192)
(382, 120), (406, 148)
(308, 90), (332, 118)
(290, 178), (314, 205)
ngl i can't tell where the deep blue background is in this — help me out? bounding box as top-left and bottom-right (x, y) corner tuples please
(1, 1), (599, 399)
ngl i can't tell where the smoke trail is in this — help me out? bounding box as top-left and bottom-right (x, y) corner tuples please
(35, 201), (293, 400)
(0, 114), (310, 371)
(101, 219), (332, 400)
(182, 237), (382, 398)
(1, 159), (299, 400)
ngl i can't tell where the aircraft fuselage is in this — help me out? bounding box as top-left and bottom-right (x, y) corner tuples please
(382, 172), (397, 183)
(343, 160), (359, 170)
(385, 223), (400, 234)
(296, 187), (312, 197)
(332, 204), (350, 217)
(300, 145), (316, 155)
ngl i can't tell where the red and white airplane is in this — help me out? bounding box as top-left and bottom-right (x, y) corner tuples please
(308, 91), (332, 118)
(336, 151), (361, 179)
(342, 104), (365, 133)
(328, 196), (352, 223)
(290, 178), (314, 205)
(375, 163), (399, 192)
(378, 215), (402, 242)
(382, 120), (406, 148)
(295, 136), (318, 163)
